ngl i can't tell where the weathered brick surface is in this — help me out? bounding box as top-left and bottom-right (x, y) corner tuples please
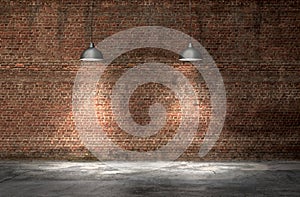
(0, 0), (299, 160)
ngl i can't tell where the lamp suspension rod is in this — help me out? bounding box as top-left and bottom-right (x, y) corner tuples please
(189, 0), (192, 42)
(90, 0), (94, 43)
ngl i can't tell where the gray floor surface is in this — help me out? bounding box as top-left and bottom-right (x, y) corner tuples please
(0, 161), (299, 197)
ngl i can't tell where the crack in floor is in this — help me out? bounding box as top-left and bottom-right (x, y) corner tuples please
(0, 170), (30, 184)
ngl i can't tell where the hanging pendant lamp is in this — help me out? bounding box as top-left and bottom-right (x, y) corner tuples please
(179, 42), (202, 61)
(179, 0), (202, 61)
(80, 42), (103, 61)
(80, 0), (103, 61)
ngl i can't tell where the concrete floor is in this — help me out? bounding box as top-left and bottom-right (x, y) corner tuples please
(0, 161), (299, 197)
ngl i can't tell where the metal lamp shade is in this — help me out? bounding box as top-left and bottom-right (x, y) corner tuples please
(179, 43), (202, 62)
(80, 42), (104, 61)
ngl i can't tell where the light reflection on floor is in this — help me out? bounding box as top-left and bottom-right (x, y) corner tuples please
(0, 161), (299, 196)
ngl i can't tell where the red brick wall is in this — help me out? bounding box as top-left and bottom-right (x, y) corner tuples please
(0, 0), (299, 161)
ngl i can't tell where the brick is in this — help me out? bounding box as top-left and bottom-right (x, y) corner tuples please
(0, 0), (299, 161)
